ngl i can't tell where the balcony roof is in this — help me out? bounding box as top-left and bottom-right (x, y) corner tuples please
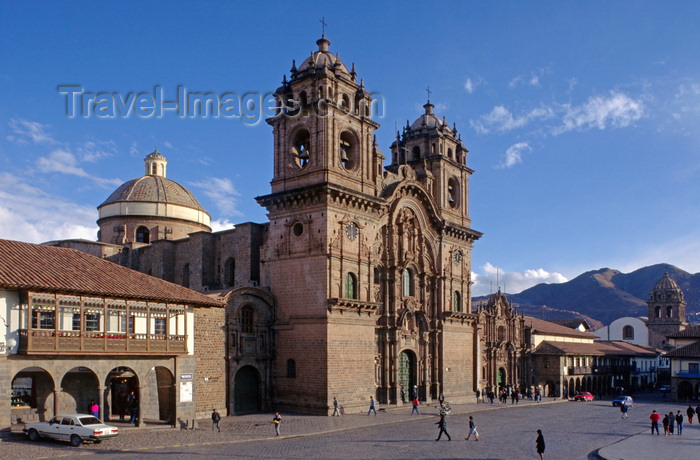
(0, 239), (222, 307)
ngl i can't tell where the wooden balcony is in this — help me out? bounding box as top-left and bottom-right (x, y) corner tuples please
(16, 329), (187, 355)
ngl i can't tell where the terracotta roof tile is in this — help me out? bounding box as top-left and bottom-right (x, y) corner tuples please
(524, 316), (597, 339)
(667, 325), (700, 339)
(0, 239), (222, 307)
(665, 341), (700, 358)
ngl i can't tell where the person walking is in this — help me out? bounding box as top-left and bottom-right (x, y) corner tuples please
(411, 397), (420, 415)
(650, 410), (660, 435)
(662, 412), (670, 435)
(332, 397), (340, 416)
(272, 412), (281, 436)
(90, 400), (99, 419)
(434, 414), (451, 441)
(687, 405), (695, 424)
(676, 411), (683, 435)
(211, 408), (221, 432)
(400, 386), (406, 404)
(465, 415), (479, 441)
(439, 393), (445, 406)
(127, 391), (138, 425)
(367, 396), (377, 415)
(536, 429), (545, 460)
(668, 411), (675, 435)
(620, 402), (629, 419)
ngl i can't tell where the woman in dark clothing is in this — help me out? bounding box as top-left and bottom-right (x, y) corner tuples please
(536, 429), (545, 460)
(662, 413), (670, 435)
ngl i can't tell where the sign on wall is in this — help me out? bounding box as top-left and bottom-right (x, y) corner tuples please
(180, 381), (193, 402)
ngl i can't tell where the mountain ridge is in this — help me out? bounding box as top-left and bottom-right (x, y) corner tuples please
(473, 263), (700, 326)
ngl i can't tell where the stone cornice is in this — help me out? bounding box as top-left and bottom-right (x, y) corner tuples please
(327, 297), (380, 316)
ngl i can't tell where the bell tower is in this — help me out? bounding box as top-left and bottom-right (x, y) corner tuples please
(647, 272), (687, 349)
(266, 35), (384, 197)
(389, 99), (473, 228)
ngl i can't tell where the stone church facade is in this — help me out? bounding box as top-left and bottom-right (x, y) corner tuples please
(52, 36), (485, 415)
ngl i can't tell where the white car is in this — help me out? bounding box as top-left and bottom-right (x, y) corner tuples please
(24, 414), (119, 446)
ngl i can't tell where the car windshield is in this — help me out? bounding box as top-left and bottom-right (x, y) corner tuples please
(78, 416), (101, 426)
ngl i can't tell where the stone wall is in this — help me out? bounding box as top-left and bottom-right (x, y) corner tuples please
(193, 306), (226, 418)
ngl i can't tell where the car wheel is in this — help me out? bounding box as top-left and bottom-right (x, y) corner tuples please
(27, 429), (40, 442)
(70, 434), (83, 447)
(94, 439), (102, 444)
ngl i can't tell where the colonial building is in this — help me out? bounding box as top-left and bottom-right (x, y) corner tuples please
(0, 239), (224, 432)
(475, 290), (526, 393)
(665, 325), (700, 400)
(51, 35), (483, 415)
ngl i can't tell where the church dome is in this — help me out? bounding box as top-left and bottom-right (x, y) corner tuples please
(296, 36), (352, 78)
(409, 101), (453, 133)
(652, 272), (682, 293)
(99, 175), (206, 211)
(97, 150), (211, 245)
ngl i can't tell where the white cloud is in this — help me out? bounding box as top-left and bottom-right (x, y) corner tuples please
(35, 148), (123, 188)
(0, 172), (98, 243)
(209, 219), (236, 232)
(471, 91), (643, 136)
(497, 142), (531, 169)
(464, 77), (480, 94)
(554, 91), (644, 135)
(509, 69), (545, 88)
(7, 119), (57, 145)
(190, 177), (242, 217)
(37, 149), (90, 177)
(472, 262), (568, 297)
(471, 105), (554, 134)
(163, 141), (173, 149)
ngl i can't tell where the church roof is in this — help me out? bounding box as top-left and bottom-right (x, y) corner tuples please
(524, 316), (598, 339)
(0, 239), (222, 307)
(665, 341), (700, 358)
(409, 101), (454, 133)
(99, 175), (207, 212)
(297, 36), (352, 78)
(652, 272), (682, 292)
(667, 325), (700, 338)
(533, 340), (657, 356)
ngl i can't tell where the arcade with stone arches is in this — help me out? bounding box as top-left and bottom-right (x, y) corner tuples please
(7, 358), (183, 426)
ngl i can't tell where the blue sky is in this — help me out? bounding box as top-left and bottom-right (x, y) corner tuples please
(1, 1), (699, 296)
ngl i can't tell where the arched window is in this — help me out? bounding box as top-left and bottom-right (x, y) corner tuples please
(403, 269), (414, 296)
(182, 263), (190, 288)
(373, 267), (382, 284)
(240, 306), (254, 334)
(412, 146), (420, 161)
(287, 359), (296, 378)
(667, 306), (673, 318)
(655, 306), (661, 318)
(345, 272), (358, 299)
(224, 257), (235, 287)
(623, 325), (634, 340)
(136, 226), (150, 243)
(453, 291), (461, 312)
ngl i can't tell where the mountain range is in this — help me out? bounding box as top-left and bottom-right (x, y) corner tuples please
(473, 264), (700, 327)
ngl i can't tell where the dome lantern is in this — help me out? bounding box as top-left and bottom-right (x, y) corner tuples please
(144, 148), (167, 177)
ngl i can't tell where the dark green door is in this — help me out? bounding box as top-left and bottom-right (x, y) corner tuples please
(398, 351), (416, 398)
(498, 367), (506, 387)
(234, 366), (260, 413)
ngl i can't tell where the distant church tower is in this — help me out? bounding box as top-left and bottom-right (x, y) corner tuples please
(646, 272), (687, 349)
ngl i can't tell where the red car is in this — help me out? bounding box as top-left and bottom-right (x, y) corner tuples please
(574, 392), (594, 401)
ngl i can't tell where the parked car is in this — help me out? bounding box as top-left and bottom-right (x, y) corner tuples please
(659, 385), (671, 393)
(24, 414), (118, 446)
(573, 392), (594, 401)
(612, 395), (634, 407)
